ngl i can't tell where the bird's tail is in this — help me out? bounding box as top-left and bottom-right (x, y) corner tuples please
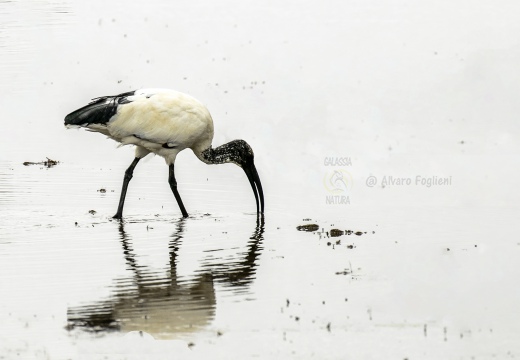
(64, 91), (134, 127)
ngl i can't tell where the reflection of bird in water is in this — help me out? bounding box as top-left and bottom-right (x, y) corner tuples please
(66, 217), (265, 338)
(328, 170), (349, 193)
(67, 218), (215, 337)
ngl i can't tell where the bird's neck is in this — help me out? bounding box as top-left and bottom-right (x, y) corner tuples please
(197, 145), (234, 165)
(195, 140), (249, 165)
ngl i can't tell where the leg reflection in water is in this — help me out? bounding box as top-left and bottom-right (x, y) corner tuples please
(67, 216), (265, 338)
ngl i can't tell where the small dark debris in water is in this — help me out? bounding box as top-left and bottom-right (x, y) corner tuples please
(302, 218), (312, 221)
(217, 330), (223, 336)
(327, 242), (331, 246)
(98, 188), (106, 193)
(286, 299), (290, 307)
(346, 230), (353, 235)
(335, 269), (351, 275)
(296, 224), (319, 232)
(447, 248), (450, 251)
(335, 240), (341, 245)
(346, 245), (355, 249)
(326, 322), (331, 332)
(372, 231), (375, 234)
(330, 229), (344, 237)
(23, 157), (59, 168)
(88, 210), (96, 215)
(188, 342), (195, 348)
(460, 140), (465, 144)
(74, 222), (78, 226)
(354, 231), (363, 236)
(295, 316), (300, 321)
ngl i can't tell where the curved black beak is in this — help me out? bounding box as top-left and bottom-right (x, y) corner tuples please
(243, 162), (264, 214)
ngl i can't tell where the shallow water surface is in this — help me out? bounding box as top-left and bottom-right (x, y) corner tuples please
(1, 160), (519, 359)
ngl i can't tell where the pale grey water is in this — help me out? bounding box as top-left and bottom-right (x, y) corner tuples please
(1, 1), (520, 359)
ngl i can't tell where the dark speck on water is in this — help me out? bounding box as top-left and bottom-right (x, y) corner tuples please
(296, 224), (319, 232)
(330, 229), (344, 237)
(23, 157), (59, 168)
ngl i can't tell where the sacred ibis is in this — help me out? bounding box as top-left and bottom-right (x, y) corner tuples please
(64, 88), (264, 219)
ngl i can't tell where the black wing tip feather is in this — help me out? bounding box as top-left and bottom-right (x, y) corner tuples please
(64, 90), (137, 126)
(89, 90), (136, 104)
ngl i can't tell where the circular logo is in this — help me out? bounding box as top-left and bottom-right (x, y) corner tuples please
(323, 169), (353, 194)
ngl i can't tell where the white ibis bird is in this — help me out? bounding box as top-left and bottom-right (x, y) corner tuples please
(64, 88), (264, 219)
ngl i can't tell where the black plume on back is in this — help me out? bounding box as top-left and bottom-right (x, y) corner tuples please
(64, 90), (136, 126)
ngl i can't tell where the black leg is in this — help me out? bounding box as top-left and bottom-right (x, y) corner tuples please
(168, 164), (189, 218)
(113, 157), (141, 219)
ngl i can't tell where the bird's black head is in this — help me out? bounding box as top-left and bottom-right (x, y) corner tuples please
(206, 139), (255, 167)
(202, 139), (264, 214)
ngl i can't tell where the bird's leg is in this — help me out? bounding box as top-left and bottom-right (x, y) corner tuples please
(113, 157), (141, 219)
(168, 164), (189, 218)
